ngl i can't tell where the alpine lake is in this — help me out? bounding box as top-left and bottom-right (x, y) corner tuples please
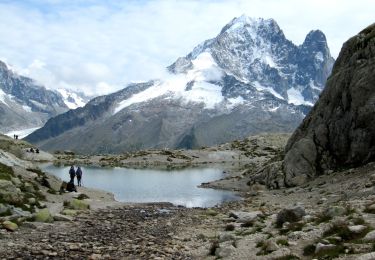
(40, 164), (241, 208)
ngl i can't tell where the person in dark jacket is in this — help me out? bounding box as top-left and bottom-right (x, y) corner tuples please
(76, 166), (83, 187)
(69, 166), (76, 184)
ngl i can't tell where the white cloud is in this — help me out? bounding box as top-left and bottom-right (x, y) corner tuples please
(0, 0), (374, 95)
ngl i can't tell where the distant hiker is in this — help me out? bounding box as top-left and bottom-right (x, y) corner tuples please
(76, 166), (83, 187)
(36, 148), (39, 154)
(30, 147), (34, 153)
(66, 180), (77, 192)
(15, 135), (18, 140)
(69, 166), (76, 183)
(13, 134), (16, 139)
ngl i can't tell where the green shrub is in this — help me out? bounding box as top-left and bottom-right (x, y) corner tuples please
(276, 239), (289, 246)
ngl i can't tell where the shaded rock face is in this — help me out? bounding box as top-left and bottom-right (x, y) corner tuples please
(283, 23), (375, 185)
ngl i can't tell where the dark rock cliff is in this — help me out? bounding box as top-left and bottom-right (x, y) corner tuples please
(282, 23), (375, 186)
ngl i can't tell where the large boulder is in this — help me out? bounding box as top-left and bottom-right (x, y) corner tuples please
(276, 206), (306, 227)
(282, 23), (375, 185)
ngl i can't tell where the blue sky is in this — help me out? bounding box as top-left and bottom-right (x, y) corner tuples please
(0, 0), (374, 95)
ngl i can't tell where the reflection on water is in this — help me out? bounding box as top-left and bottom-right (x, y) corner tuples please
(40, 164), (241, 208)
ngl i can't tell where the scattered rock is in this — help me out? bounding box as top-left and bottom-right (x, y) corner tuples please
(314, 242), (337, 254)
(229, 210), (263, 223)
(264, 240), (279, 252)
(348, 225), (367, 234)
(363, 230), (375, 242)
(66, 199), (90, 210)
(219, 233), (235, 243)
(215, 241), (235, 258)
(276, 206), (305, 227)
(53, 213), (73, 222)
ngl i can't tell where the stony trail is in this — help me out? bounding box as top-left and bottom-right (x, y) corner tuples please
(0, 204), (199, 259)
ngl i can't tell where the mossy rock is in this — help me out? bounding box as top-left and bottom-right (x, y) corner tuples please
(61, 209), (78, 216)
(2, 220), (18, 231)
(66, 199), (90, 210)
(34, 208), (54, 223)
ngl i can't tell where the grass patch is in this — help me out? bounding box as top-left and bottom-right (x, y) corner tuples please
(276, 239), (289, 246)
(0, 162), (14, 180)
(315, 245), (346, 259)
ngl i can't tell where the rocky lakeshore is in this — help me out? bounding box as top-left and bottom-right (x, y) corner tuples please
(3, 131), (375, 259)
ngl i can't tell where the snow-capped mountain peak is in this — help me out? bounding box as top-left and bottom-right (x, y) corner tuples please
(26, 16), (335, 154)
(56, 88), (87, 109)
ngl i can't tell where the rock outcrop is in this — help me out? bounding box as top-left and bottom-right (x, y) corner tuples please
(282, 23), (375, 186)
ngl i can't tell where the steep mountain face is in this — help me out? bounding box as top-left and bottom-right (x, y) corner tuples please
(0, 61), (69, 133)
(26, 15), (334, 154)
(281, 23), (375, 186)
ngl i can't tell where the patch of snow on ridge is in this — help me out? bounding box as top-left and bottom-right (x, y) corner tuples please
(114, 52), (226, 114)
(180, 81), (223, 109)
(253, 81), (284, 100)
(57, 89), (86, 109)
(226, 96), (245, 109)
(22, 105), (32, 112)
(309, 80), (321, 91)
(0, 89), (9, 106)
(315, 52), (324, 62)
(287, 87), (313, 106)
(188, 52), (223, 82)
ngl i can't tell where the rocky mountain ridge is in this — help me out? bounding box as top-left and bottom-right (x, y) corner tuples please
(26, 15), (334, 154)
(0, 61), (68, 133)
(0, 60), (90, 134)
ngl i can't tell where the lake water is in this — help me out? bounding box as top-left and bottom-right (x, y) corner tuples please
(40, 164), (241, 208)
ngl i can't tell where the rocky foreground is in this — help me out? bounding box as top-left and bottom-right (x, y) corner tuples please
(2, 131), (375, 259)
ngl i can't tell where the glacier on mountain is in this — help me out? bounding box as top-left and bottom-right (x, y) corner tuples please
(25, 15), (335, 153)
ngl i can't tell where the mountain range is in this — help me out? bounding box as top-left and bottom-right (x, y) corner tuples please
(0, 61), (88, 134)
(25, 15), (335, 154)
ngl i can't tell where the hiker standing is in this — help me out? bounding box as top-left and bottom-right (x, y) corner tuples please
(76, 166), (83, 187)
(69, 166), (76, 184)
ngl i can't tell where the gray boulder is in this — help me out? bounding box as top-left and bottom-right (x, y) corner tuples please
(229, 210), (263, 224)
(363, 230), (375, 242)
(276, 206), (306, 227)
